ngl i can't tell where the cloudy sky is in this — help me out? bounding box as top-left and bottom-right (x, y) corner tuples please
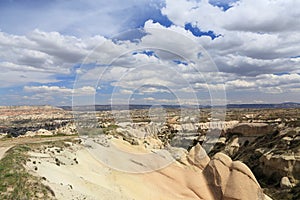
(1, 0), (300, 106)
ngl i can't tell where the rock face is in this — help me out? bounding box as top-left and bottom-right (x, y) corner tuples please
(259, 152), (300, 181)
(203, 152), (265, 200)
(222, 125), (300, 197)
(117, 122), (160, 139)
(171, 142), (269, 199)
(229, 123), (273, 136)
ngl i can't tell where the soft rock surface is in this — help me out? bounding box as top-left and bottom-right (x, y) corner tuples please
(26, 139), (269, 200)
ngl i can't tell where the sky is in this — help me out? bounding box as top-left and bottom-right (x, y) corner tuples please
(1, 0), (300, 106)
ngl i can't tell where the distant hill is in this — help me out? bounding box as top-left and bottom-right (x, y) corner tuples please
(60, 102), (300, 111)
(226, 102), (300, 109)
(61, 104), (187, 111)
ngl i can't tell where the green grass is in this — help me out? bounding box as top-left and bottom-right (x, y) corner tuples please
(0, 145), (56, 200)
(102, 124), (119, 134)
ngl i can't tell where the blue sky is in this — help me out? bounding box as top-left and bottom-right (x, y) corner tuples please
(1, 0), (300, 106)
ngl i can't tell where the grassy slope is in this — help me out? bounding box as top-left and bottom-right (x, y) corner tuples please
(0, 144), (56, 200)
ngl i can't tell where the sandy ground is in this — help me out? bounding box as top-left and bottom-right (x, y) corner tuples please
(25, 137), (217, 200)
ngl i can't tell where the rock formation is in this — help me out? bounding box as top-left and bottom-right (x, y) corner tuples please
(228, 123), (273, 136)
(202, 152), (265, 200)
(280, 177), (293, 189)
(187, 143), (210, 170)
(24, 136), (269, 200)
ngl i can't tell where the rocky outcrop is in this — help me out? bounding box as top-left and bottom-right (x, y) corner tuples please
(226, 125), (300, 199)
(228, 123), (273, 136)
(203, 152), (265, 200)
(54, 123), (78, 135)
(187, 143), (210, 170)
(116, 122), (160, 139)
(259, 152), (300, 181)
(280, 177), (293, 189)
(173, 123), (197, 132)
(197, 121), (239, 131)
(178, 145), (269, 199)
(23, 129), (54, 137)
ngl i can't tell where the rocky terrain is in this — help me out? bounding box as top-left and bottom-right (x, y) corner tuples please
(91, 107), (300, 199)
(0, 106), (76, 137)
(22, 136), (269, 200)
(0, 106), (300, 199)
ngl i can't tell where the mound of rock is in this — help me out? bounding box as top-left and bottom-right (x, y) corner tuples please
(183, 143), (268, 199)
(203, 152), (265, 200)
